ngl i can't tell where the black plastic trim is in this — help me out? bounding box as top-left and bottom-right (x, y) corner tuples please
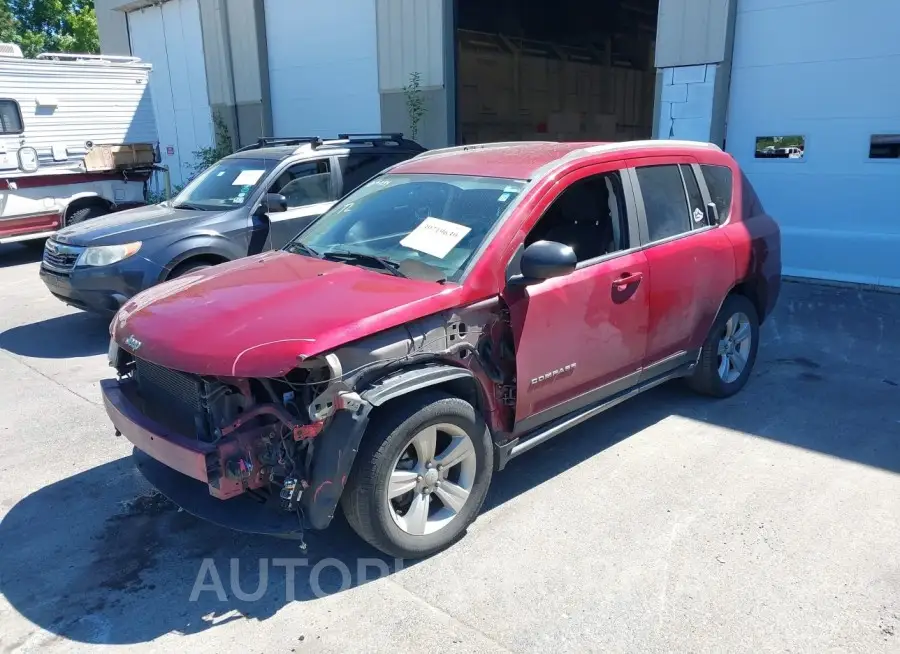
(361, 365), (475, 407)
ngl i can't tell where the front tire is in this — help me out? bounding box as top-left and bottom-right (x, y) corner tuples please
(687, 294), (760, 398)
(341, 391), (493, 559)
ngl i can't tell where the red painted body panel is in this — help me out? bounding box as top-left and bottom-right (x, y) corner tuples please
(0, 212), (61, 239)
(111, 250), (468, 377)
(506, 250), (649, 420)
(0, 170), (151, 191)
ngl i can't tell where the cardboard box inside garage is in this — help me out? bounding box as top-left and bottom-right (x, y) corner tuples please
(457, 30), (655, 145)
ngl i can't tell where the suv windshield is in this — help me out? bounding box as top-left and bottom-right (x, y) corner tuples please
(285, 173), (526, 282)
(171, 157), (278, 210)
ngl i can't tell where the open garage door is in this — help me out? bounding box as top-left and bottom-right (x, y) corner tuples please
(725, 0), (900, 288)
(455, 0), (658, 144)
(127, 0), (213, 187)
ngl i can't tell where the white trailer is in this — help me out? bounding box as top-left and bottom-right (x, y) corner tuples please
(0, 43), (159, 244)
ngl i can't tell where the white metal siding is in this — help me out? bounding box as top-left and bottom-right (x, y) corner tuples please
(264, 0), (381, 137)
(376, 0), (444, 92)
(127, 0), (213, 186)
(0, 57), (156, 172)
(725, 0), (900, 287)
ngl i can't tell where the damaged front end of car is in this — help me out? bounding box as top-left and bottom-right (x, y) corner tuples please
(101, 299), (517, 540)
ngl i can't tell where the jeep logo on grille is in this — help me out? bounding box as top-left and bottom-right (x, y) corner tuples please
(124, 335), (142, 351)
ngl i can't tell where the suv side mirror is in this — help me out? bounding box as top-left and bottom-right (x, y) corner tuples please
(516, 240), (577, 284)
(257, 193), (288, 216)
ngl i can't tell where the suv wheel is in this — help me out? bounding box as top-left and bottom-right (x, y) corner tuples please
(687, 294), (759, 398)
(341, 391), (493, 559)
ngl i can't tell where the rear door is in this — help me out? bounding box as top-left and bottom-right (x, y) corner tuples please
(336, 152), (419, 197)
(627, 157), (735, 380)
(503, 162), (650, 434)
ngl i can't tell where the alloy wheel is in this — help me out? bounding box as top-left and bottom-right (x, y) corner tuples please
(386, 423), (477, 536)
(716, 311), (752, 383)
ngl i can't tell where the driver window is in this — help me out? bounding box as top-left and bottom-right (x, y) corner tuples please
(270, 159), (332, 208)
(524, 171), (628, 263)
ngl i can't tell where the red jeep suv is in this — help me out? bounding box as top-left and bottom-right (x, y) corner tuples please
(102, 140), (781, 558)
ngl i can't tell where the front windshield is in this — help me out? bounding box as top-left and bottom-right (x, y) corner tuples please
(171, 157), (278, 210)
(285, 173), (526, 282)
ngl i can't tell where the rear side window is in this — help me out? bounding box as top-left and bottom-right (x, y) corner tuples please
(0, 99), (23, 134)
(740, 170), (765, 218)
(635, 164), (692, 242)
(700, 164), (733, 222)
(340, 153), (413, 193)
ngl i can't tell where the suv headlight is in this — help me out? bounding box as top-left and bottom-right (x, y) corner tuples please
(77, 242), (142, 267)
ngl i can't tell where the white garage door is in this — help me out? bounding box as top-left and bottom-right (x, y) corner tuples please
(127, 0), (213, 187)
(264, 0), (382, 138)
(725, 0), (900, 288)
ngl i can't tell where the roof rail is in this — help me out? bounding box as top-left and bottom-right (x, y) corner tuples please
(413, 141), (556, 160)
(236, 136), (323, 152)
(337, 133), (405, 141)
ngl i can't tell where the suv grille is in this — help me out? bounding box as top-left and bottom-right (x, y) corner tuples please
(134, 358), (209, 439)
(42, 241), (83, 274)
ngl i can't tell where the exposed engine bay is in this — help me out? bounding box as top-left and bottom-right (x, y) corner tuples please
(109, 298), (517, 526)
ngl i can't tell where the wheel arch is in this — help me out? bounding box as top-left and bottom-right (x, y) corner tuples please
(64, 194), (112, 220)
(728, 276), (768, 325)
(158, 238), (241, 282)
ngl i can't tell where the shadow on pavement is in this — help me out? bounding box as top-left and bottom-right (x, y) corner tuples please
(0, 311), (110, 359)
(0, 242), (44, 268)
(1, 281), (899, 645)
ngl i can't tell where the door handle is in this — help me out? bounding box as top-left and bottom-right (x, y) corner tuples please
(613, 272), (643, 290)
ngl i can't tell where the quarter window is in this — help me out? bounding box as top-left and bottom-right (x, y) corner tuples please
(525, 171), (629, 263)
(700, 164), (733, 223)
(270, 159), (332, 208)
(0, 99), (23, 134)
(635, 164), (692, 242)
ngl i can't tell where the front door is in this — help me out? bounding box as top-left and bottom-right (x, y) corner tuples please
(264, 158), (337, 248)
(502, 163), (650, 434)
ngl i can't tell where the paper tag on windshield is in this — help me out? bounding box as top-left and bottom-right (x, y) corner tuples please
(400, 217), (472, 259)
(232, 169), (264, 186)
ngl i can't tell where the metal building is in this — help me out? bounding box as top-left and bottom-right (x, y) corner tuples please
(95, 0), (900, 288)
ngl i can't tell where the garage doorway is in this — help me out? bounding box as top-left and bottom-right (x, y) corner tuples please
(454, 0), (658, 144)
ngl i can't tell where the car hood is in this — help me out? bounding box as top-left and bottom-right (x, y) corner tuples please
(53, 203), (222, 246)
(111, 251), (463, 377)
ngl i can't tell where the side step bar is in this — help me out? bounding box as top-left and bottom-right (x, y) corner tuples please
(495, 363), (694, 470)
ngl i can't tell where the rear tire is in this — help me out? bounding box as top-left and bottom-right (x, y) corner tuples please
(341, 391), (493, 559)
(687, 294), (759, 398)
(66, 204), (109, 226)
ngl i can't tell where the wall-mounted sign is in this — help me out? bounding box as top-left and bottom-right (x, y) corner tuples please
(166, 146), (175, 156)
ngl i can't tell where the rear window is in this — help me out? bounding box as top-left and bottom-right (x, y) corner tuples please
(0, 99), (23, 135)
(340, 153), (414, 193)
(700, 164), (733, 222)
(740, 170), (765, 218)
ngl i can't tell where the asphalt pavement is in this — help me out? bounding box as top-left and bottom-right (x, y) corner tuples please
(1, 241), (898, 653)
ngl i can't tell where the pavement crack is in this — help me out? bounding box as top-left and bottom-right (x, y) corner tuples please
(384, 577), (515, 652)
(0, 349), (102, 408)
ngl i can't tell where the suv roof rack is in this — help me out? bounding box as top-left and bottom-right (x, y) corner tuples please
(327, 133), (424, 150)
(236, 137), (323, 152)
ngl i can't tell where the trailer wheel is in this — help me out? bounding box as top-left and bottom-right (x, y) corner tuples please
(66, 204), (109, 226)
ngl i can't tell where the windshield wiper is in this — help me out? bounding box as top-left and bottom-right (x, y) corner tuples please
(284, 241), (321, 258)
(322, 249), (408, 278)
(172, 202), (209, 211)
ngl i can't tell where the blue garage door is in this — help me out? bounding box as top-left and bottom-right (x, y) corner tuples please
(725, 0), (900, 288)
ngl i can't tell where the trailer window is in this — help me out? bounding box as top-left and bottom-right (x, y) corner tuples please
(0, 100), (23, 135)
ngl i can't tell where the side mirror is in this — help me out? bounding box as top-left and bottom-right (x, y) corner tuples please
(516, 240), (577, 284)
(257, 193), (288, 216)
